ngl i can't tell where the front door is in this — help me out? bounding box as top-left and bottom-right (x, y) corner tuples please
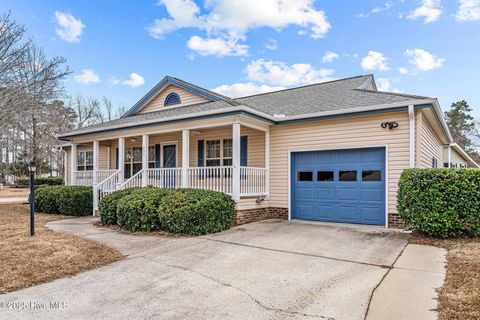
(162, 144), (176, 168)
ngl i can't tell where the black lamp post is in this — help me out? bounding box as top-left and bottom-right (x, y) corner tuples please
(28, 161), (36, 236)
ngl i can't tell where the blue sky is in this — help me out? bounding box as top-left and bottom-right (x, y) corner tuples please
(2, 0), (480, 116)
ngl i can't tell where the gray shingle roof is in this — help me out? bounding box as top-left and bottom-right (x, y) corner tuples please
(59, 75), (432, 138)
(235, 75), (431, 116)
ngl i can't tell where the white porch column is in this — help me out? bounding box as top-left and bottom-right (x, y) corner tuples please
(142, 134), (149, 187)
(71, 143), (77, 186)
(117, 137), (125, 188)
(93, 140), (100, 184)
(182, 129), (190, 188)
(232, 123), (241, 200)
(265, 130), (270, 196)
(92, 140), (100, 215)
(63, 149), (68, 186)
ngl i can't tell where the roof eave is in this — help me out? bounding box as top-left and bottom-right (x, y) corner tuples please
(450, 143), (480, 168)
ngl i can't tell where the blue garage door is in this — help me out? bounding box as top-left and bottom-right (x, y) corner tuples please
(292, 147), (385, 225)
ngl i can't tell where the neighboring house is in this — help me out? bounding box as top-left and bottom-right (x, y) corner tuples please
(58, 75), (479, 228)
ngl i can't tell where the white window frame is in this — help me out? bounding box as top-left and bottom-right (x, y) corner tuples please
(77, 151), (93, 171)
(205, 138), (232, 167)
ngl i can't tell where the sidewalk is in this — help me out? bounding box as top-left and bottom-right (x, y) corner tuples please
(366, 244), (447, 320)
(0, 197), (29, 204)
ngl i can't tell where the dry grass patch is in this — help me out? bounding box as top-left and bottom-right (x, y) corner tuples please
(411, 234), (480, 320)
(0, 204), (122, 293)
(0, 186), (30, 198)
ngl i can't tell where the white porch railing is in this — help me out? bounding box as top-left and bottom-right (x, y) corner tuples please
(147, 168), (182, 188)
(119, 169), (144, 189)
(240, 166), (268, 196)
(74, 170), (119, 186)
(188, 166), (233, 194)
(97, 170), (121, 198)
(74, 171), (93, 186)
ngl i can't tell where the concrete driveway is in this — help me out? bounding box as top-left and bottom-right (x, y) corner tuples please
(0, 219), (409, 320)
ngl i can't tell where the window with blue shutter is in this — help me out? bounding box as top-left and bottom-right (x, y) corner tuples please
(240, 136), (248, 166)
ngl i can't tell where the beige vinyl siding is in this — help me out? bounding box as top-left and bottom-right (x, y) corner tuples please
(137, 85), (210, 115)
(418, 115), (444, 168)
(269, 111), (410, 216)
(189, 126), (265, 168)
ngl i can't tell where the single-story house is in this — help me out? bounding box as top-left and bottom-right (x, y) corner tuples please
(58, 74), (479, 228)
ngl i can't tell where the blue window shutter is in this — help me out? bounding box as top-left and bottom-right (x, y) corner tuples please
(155, 144), (161, 168)
(115, 148), (119, 169)
(240, 136), (248, 166)
(198, 140), (205, 167)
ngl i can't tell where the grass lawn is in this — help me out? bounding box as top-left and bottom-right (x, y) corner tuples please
(0, 204), (122, 293)
(411, 234), (480, 320)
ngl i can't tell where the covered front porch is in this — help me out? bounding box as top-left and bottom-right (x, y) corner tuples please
(65, 118), (270, 214)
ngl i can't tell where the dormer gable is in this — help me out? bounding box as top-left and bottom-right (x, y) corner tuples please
(122, 76), (228, 117)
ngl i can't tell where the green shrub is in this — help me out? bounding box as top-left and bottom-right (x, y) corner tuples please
(34, 186), (92, 216)
(98, 188), (137, 225)
(16, 177), (64, 186)
(116, 188), (173, 232)
(158, 189), (235, 235)
(398, 168), (480, 238)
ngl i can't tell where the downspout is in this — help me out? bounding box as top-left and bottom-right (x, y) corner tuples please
(448, 144), (452, 168)
(408, 105), (415, 168)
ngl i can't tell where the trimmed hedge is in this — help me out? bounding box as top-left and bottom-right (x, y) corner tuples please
(98, 188), (137, 225)
(116, 188), (173, 232)
(398, 168), (480, 238)
(35, 186), (93, 216)
(158, 189), (236, 235)
(17, 177), (64, 186)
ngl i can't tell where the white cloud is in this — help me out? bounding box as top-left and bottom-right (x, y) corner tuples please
(265, 39), (278, 51)
(109, 73), (145, 87)
(187, 35), (248, 57)
(121, 73), (145, 88)
(357, 1), (393, 18)
(148, 0), (331, 56)
(322, 51), (339, 63)
(74, 69), (100, 84)
(405, 48), (444, 71)
(456, 0), (480, 21)
(54, 11), (85, 43)
(376, 78), (402, 93)
(407, 0), (442, 24)
(245, 59), (334, 87)
(361, 51), (389, 71)
(212, 82), (285, 98)
(398, 67), (409, 74)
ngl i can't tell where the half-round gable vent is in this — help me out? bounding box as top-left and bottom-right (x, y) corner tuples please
(164, 92), (181, 106)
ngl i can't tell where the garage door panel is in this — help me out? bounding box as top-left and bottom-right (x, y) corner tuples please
(336, 188), (359, 201)
(292, 147), (385, 226)
(360, 207), (384, 223)
(296, 187), (314, 200)
(336, 205), (358, 221)
(316, 205), (336, 219)
(316, 187), (335, 200)
(360, 188), (383, 202)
